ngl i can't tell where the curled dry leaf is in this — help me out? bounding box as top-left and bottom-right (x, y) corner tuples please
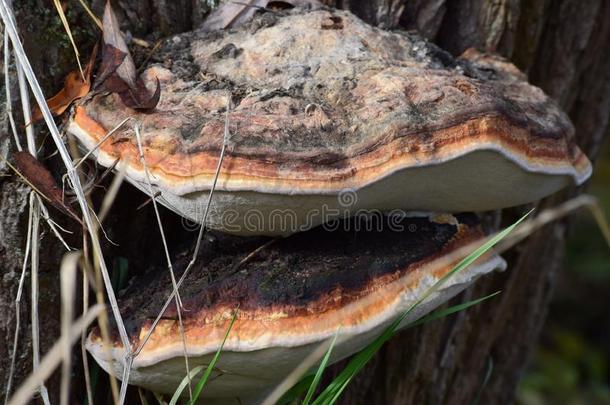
(130, 77), (161, 110)
(102, 0), (137, 88)
(109, 76), (161, 110)
(96, 0), (161, 112)
(201, 0), (322, 32)
(13, 151), (83, 225)
(30, 43), (98, 123)
(93, 44), (127, 89)
(202, 0), (266, 32)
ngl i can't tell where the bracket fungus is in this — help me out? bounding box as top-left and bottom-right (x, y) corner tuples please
(86, 213), (506, 400)
(69, 9), (591, 235)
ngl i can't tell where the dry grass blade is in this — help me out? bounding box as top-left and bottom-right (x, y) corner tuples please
(497, 194), (610, 253)
(119, 355), (134, 404)
(60, 252), (81, 405)
(52, 0), (84, 79)
(65, 131), (122, 402)
(80, 257), (95, 405)
(261, 335), (344, 405)
(98, 163), (126, 223)
(76, 0), (102, 29)
(3, 194), (33, 405)
(7, 10), (52, 401)
(82, 230), (120, 404)
(37, 197), (73, 250)
(28, 195), (51, 405)
(134, 94), (232, 357)
(7, 304), (104, 405)
(132, 123), (193, 400)
(73, 117), (134, 171)
(4, 6), (71, 401)
(13, 33), (33, 156)
(0, 4), (132, 401)
(3, 30), (21, 151)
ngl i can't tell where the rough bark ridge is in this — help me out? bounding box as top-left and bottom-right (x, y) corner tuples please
(0, 0), (609, 403)
(323, 1), (610, 404)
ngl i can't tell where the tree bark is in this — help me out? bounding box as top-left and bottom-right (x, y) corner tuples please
(1, 0), (609, 404)
(324, 1), (610, 404)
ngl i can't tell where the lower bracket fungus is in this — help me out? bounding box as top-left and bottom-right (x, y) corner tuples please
(69, 9), (591, 235)
(86, 213), (505, 401)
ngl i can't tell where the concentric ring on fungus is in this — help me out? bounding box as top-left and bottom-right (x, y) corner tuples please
(70, 9), (591, 235)
(87, 213), (506, 401)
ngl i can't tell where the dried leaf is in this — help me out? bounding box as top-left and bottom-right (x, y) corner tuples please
(100, 74), (130, 93)
(118, 77), (161, 111)
(13, 151), (83, 225)
(93, 43), (127, 89)
(202, 0), (321, 32)
(202, 0), (266, 32)
(96, 2), (162, 112)
(30, 43), (98, 123)
(102, 0), (137, 88)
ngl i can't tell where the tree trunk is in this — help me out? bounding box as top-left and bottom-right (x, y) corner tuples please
(1, 0), (609, 404)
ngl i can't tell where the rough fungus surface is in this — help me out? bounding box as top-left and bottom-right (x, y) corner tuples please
(88, 213), (506, 399)
(71, 8), (590, 197)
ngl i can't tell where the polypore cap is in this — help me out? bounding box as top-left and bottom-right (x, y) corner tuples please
(69, 9), (591, 235)
(86, 213), (506, 399)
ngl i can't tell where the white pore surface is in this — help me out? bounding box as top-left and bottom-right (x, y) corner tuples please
(130, 149), (570, 235)
(69, 118), (588, 236)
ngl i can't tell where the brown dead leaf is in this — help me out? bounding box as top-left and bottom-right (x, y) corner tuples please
(201, 0), (321, 32)
(13, 151), (83, 225)
(96, 1), (161, 111)
(30, 42), (98, 123)
(99, 70), (161, 111)
(201, 0), (267, 32)
(118, 77), (161, 111)
(102, 0), (137, 88)
(93, 43), (127, 89)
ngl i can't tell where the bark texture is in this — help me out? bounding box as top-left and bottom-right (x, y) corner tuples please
(324, 1), (610, 404)
(0, 0), (609, 404)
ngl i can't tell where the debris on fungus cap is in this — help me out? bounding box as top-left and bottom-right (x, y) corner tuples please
(86, 213), (506, 400)
(69, 9), (592, 235)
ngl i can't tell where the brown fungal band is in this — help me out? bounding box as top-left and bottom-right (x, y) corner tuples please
(87, 213), (506, 400)
(69, 9), (591, 235)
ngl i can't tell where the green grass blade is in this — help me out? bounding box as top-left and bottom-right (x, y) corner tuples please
(169, 365), (204, 405)
(303, 332), (339, 405)
(276, 375), (314, 405)
(188, 310), (238, 405)
(311, 211), (531, 405)
(408, 291), (501, 329)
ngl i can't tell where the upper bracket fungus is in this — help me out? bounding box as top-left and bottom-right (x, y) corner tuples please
(87, 213), (506, 401)
(69, 9), (591, 236)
